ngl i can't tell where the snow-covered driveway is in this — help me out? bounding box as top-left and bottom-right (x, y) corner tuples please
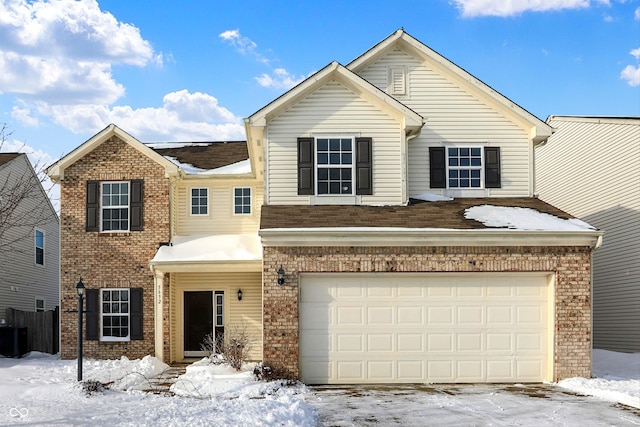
(306, 383), (640, 426)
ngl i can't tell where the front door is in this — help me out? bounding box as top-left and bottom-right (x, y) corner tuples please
(183, 290), (224, 358)
(184, 291), (213, 357)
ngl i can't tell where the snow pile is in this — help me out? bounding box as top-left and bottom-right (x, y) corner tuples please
(164, 156), (251, 175)
(412, 192), (454, 202)
(558, 349), (640, 409)
(85, 355), (169, 390)
(151, 234), (262, 264)
(465, 205), (596, 231)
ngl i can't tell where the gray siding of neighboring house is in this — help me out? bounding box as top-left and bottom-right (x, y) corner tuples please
(0, 154), (59, 323)
(535, 116), (640, 352)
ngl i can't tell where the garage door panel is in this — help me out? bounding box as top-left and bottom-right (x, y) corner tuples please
(300, 273), (550, 384)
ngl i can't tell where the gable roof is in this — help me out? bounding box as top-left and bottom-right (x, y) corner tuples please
(47, 124), (179, 182)
(248, 61), (424, 134)
(149, 141), (249, 171)
(348, 29), (553, 144)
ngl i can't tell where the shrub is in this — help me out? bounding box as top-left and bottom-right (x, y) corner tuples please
(200, 322), (254, 371)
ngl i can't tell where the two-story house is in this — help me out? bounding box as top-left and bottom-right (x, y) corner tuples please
(48, 29), (602, 385)
(0, 153), (59, 321)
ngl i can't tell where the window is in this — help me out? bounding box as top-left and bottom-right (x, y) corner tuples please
(35, 298), (45, 312)
(101, 289), (130, 341)
(86, 180), (143, 232)
(215, 292), (224, 328)
(429, 146), (501, 189)
(191, 188), (209, 215)
(316, 138), (353, 195)
(85, 288), (143, 341)
(35, 229), (44, 265)
(234, 188), (251, 214)
(448, 147), (482, 188)
(297, 137), (372, 196)
(101, 182), (129, 231)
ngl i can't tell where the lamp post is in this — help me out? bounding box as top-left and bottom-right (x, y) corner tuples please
(76, 277), (85, 382)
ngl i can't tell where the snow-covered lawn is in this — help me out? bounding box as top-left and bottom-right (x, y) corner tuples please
(0, 350), (637, 426)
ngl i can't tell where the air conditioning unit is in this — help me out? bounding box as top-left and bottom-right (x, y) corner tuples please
(0, 327), (28, 358)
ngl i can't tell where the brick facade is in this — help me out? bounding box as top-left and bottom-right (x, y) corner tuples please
(59, 136), (170, 360)
(263, 245), (592, 382)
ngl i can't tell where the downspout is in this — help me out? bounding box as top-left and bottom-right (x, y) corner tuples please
(589, 232), (603, 377)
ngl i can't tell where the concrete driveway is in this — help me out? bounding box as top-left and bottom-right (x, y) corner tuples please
(305, 384), (640, 426)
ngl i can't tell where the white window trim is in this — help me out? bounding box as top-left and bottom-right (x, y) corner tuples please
(233, 187), (252, 215)
(35, 228), (45, 267)
(35, 297), (45, 312)
(100, 288), (131, 342)
(314, 135), (357, 197)
(190, 187), (209, 216)
(100, 181), (130, 233)
(445, 144), (485, 190)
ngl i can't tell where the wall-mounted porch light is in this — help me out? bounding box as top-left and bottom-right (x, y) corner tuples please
(277, 265), (285, 286)
(237, 289), (243, 301)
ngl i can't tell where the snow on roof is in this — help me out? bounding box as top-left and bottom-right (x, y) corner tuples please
(163, 157), (251, 175)
(412, 192), (454, 202)
(465, 205), (596, 231)
(152, 233), (262, 263)
(145, 142), (213, 149)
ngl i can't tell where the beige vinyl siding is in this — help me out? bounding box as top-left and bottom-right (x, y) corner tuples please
(0, 155), (59, 317)
(536, 117), (640, 352)
(169, 272), (263, 362)
(356, 50), (533, 198)
(266, 80), (404, 205)
(174, 180), (263, 236)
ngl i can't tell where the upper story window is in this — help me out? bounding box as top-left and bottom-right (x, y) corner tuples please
(35, 298), (45, 312)
(102, 182), (129, 231)
(448, 147), (482, 188)
(35, 229), (44, 265)
(317, 137), (353, 195)
(191, 187), (209, 215)
(297, 136), (372, 197)
(429, 146), (501, 190)
(234, 187), (251, 214)
(86, 180), (143, 233)
(101, 288), (130, 341)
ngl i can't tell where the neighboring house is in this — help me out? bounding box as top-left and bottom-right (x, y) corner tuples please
(48, 30), (603, 385)
(0, 153), (59, 320)
(535, 116), (640, 353)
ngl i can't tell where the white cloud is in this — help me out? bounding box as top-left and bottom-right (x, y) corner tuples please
(452, 0), (606, 17)
(255, 68), (308, 90)
(24, 90), (246, 142)
(219, 28), (269, 64)
(620, 48), (640, 87)
(635, 6), (640, 20)
(0, 0), (159, 105)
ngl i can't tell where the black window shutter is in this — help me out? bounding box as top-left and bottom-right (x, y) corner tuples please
(297, 138), (314, 195)
(130, 180), (143, 231)
(429, 147), (446, 188)
(86, 181), (99, 232)
(355, 137), (372, 195)
(130, 288), (143, 340)
(484, 147), (501, 188)
(85, 289), (99, 340)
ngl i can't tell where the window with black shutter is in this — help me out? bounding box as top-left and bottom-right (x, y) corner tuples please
(429, 145), (501, 189)
(85, 180), (144, 232)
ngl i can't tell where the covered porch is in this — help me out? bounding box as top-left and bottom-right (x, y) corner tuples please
(150, 234), (263, 364)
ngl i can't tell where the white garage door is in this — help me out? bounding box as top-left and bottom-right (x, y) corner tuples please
(299, 273), (551, 384)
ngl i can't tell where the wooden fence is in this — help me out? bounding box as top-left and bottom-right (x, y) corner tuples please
(5, 307), (59, 354)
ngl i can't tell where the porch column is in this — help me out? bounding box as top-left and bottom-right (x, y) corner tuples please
(152, 269), (164, 362)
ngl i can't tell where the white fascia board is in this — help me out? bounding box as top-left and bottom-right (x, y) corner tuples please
(248, 62), (423, 131)
(150, 259), (262, 274)
(47, 124), (180, 182)
(259, 227), (604, 248)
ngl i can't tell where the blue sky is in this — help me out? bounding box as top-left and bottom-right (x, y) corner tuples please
(0, 0), (639, 172)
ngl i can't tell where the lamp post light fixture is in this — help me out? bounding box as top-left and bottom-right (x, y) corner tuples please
(76, 277), (85, 382)
(277, 265), (285, 286)
(237, 289), (243, 301)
